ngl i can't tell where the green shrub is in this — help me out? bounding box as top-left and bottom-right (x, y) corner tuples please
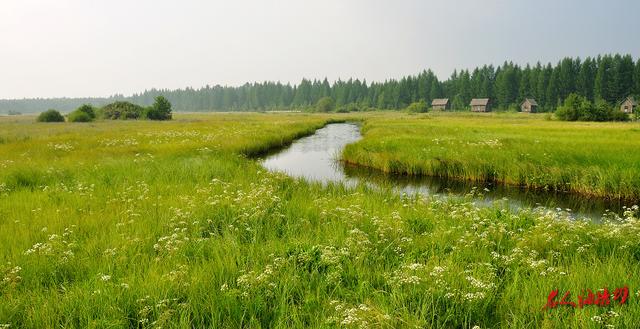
(36, 109), (65, 122)
(144, 96), (173, 120)
(67, 111), (92, 123)
(556, 94), (630, 122)
(555, 94), (585, 121)
(76, 104), (96, 119)
(405, 100), (429, 113)
(101, 101), (144, 120)
(67, 104), (96, 123)
(555, 94), (629, 121)
(610, 109), (630, 122)
(335, 103), (360, 113)
(315, 97), (335, 113)
(506, 104), (519, 112)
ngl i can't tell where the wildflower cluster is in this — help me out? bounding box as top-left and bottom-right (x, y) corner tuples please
(153, 207), (196, 255)
(24, 226), (77, 263)
(235, 257), (286, 299)
(47, 142), (74, 151)
(136, 295), (189, 327)
(162, 264), (190, 289)
(1, 263), (22, 291)
(100, 137), (139, 147)
(326, 300), (391, 329)
(0, 183), (9, 196)
(591, 310), (621, 328)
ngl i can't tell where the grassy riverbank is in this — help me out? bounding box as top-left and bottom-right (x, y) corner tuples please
(1, 113), (640, 328)
(343, 112), (640, 201)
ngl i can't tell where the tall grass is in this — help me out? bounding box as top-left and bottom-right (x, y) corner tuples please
(342, 112), (640, 201)
(0, 113), (639, 328)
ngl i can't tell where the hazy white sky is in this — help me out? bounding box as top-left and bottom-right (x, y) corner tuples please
(1, 0), (639, 99)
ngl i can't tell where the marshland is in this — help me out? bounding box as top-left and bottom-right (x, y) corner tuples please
(2, 111), (640, 328)
(3, 1), (640, 327)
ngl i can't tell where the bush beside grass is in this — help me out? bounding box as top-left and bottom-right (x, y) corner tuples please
(315, 97), (335, 113)
(36, 109), (65, 122)
(100, 101), (144, 120)
(67, 111), (92, 122)
(555, 94), (630, 122)
(144, 96), (173, 120)
(98, 97), (172, 121)
(67, 104), (96, 123)
(405, 100), (429, 113)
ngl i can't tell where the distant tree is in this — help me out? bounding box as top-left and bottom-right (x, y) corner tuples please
(615, 54), (635, 100)
(635, 59), (640, 96)
(558, 57), (579, 100)
(546, 66), (561, 109)
(315, 96), (335, 112)
(536, 64), (552, 109)
(518, 65), (532, 101)
(595, 55), (615, 103)
(145, 96), (173, 120)
(451, 95), (466, 111)
(577, 57), (596, 101)
(36, 109), (65, 122)
(495, 63), (518, 109)
(1, 53), (638, 114)
(429, 79), (442, 102)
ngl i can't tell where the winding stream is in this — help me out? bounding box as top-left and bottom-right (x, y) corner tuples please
(261, 123), (633, 220)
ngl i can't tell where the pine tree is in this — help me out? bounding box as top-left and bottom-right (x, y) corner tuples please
(615, 54), (635, 101)
(635, 59), (640, 96)
(518, 65), (532, 101)
(546, 66), (561, 109)
(595, 55), (615, 103)
(577, 57), (596, 101)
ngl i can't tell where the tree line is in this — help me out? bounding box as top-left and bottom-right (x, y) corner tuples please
(2, 54), (639, 113)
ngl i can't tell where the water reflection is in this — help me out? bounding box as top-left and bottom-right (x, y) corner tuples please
(261, 123), (362, 183)
(261, 123), (634, 220)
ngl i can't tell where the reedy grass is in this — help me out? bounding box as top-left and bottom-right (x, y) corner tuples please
(0, 113), (639, 328)
(342, 112), (640, 201)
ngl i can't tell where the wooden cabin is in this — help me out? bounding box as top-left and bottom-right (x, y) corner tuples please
(620, 97), (637, 114)
(470, 98), (491, 112)
(431, 98), (450, 111)
(520, 98), (538, 113)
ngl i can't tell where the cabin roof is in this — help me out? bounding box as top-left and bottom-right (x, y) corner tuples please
(622, 97), (637, 106)
(522, 98), (538, 106)
(431, 98), (449, 106)
(470, 98), (490, 106)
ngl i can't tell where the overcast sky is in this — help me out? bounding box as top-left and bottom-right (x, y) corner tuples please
(1, 0), (639, 99)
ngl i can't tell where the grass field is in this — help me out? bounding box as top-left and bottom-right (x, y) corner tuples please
(1, 113), (640, 328)
(343, 113), (640, 201)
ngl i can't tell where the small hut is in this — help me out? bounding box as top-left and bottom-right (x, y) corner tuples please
(520, 98), (538, 113)
(470, 98), (491, 112)
(620, 97), (637, 114)
(431, 98), (450, 111)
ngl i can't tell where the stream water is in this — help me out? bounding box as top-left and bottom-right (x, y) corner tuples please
(261, 123), (633, 220)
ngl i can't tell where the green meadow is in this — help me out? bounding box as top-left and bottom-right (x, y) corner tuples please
(343, 113), (640, 200)
(1, 112), (640, 328)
